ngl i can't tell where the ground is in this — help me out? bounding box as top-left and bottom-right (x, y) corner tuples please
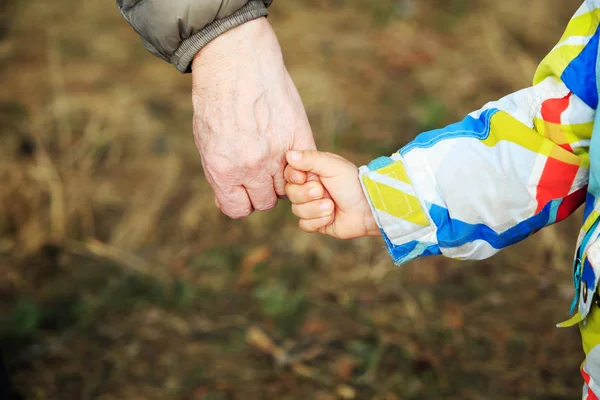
(0, 0), (589, 399)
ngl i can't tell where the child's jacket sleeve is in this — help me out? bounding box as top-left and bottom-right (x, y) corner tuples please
(359, 1), (600, 265)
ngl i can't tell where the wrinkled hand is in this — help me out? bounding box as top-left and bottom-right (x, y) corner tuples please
(191, 18), (315, 219)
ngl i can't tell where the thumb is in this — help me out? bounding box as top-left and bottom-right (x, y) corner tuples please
(285, 150), (350, 179)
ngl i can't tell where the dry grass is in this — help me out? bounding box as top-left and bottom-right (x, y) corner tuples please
(0, 0), (588, 399)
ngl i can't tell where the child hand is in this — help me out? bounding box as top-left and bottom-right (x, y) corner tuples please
(284, 150), (380, 239)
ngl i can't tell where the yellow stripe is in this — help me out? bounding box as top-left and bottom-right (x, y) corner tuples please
(534, 7), (600, 84)
(574, 148), (590, 168)
(534, 44), (587, 84)
(361, 175), (429, 227)
(538, 121), (569, 145)
(483, 111), (582, 166)
(557, 9), (600, 44)
(371, 160), (412, 185)
(568, 121), (595, 140)
(557, 311), (585, 328)
(583, 212), (600, 232)
(483, 111), (545, 151)
(533, 118), (591, 167)
(534, 118), (594, 141)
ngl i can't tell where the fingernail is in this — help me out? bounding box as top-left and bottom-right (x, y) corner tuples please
(320, 202), (332, 212)
(309, 187), (321, 198)
(288, 151), (302, 161)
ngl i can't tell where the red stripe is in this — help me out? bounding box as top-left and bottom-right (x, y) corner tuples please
(541, 92), (572, 124)
(582, 365), (600, 400)
(559, 142), (574, 152)
(556, 186), (587, 221)
(535, 157), (580, 213)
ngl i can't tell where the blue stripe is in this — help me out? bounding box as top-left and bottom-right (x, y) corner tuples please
(381, 229), (442, 265)
(400, 108), (498, 155)
(367, 156), (393, 171)
(582, 258), (596, 289)
(547, 200), (561, 225)
(560, 26), (600, 109)
(428, 199), (559, 250)
(584, 192), (596, 220)
(588, 87), (600, 198)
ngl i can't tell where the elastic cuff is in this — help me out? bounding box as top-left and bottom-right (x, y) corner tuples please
(170, 0), (269, 73)
(358, 156), (438, 265)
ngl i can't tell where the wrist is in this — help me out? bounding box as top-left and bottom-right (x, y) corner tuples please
(365, 214), (381, 237)
(191, 17), (278, 72)
(360, 193), (380, 237)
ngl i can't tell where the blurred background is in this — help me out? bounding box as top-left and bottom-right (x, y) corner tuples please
(0, 0), (588, 399)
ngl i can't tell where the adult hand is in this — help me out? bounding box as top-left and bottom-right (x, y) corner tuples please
(191, 17), (315, 219)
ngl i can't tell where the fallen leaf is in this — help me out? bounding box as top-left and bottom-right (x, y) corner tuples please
(191, 386), (210, 399)
(443, 303), (464, 329)
(299, 345), (325, 362)
(292, 363), (317, 378)
(334, 355), (359, 381)
(336, 385), (356, 399)
(315, 392), (336, 400)
(237, 245), (272, 288)
(246, 326), (275, 354)
(246, 326), (290, 365)
(302, 317), (329, 335)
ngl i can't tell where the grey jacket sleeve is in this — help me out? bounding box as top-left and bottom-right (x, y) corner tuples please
(117, 0), (273, 73)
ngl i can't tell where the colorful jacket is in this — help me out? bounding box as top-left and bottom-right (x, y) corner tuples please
(118, 0), (271, 73)
(359, 0), (600, 324)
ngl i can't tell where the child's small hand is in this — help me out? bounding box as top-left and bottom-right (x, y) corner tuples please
(284, 150), (380, 239)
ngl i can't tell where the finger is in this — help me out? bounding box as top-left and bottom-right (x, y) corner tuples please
(215, 196), (220, 209)
(286, 150), (351, 178)
(288, 116), (315, 185)
(273, 170), (287, 198)
(284, 164), (308, 185)
(299, 215), (334, 233)
(306, 172), (321, 183)
(215, 185), (254, 219)
(285, 181), (324, 204)
(291, 199), (334, 220)
(289, 114), (317, 185)
(304, 172), (333, 201)
(245, 175), (278, 212)
(285, 165), (330, 202)
(292, 110), (317, 151)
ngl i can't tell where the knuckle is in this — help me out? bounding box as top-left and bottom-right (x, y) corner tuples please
(228, 210), (253, 219)
(299, 220), (312, 233)
(307, 150), (320, 161)
(255, 198), (278, 212)
(240, 144), (269, 170)
(275, 185), (287, 197)
(291, 204), (300, 216)
(222, 205), (253, 219)
(298, 187), (311, 201)
(273, 172), (286, 185)
(205, 155), (237, 178)
(284, 184), (295, 199)
(307, 182), (322, 196)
